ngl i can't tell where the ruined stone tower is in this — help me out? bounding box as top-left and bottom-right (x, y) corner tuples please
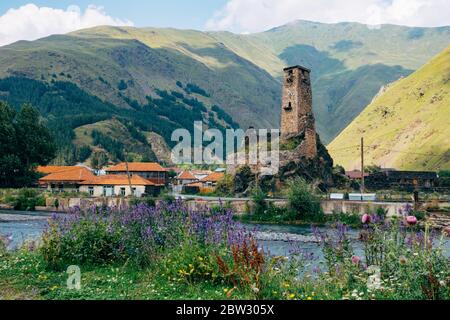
(229, 65), (335, 194)
(280, 65), (318, 159)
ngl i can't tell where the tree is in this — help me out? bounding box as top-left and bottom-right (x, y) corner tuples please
(0, 102), (16, 156)
(365, 165), (382, 174)
(284, 177), (324, 221)
(0, 102), (55, 187)
(117, 80), (128, 91)
(15, 104), (56, 168)
(91, 152), (108, 170)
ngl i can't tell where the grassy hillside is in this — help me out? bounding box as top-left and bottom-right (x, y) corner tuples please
(328, 46), (450, 171)
(73, 119), (156, 166)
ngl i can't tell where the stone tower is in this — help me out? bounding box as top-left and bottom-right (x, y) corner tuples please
(280, 65), (317, 159)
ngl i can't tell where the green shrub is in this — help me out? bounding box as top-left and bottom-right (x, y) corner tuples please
(376, 207), (388, 220)
(411, 210), (427, 221)
(161, 193), (175, 204)
(328, 212), (362, 227)
(7, 188), (46, 211)
(41, 217), (123, 270)
(215, 174), (234, 197)
(129, 196), (156, 207)
(162, 241), (220, 284)
(251, 187), (268, 216)
(284, 178), (324, 222)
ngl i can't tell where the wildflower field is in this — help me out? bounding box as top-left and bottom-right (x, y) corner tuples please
(0, 201), (448, 300)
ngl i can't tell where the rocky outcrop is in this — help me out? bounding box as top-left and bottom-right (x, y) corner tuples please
(277, 134), (334, 191)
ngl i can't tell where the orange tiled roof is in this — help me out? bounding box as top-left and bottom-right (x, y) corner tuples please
(177, 171), (197, 180)
(201, 172), (225, 183)
(191, 170), (212, 175)
(37, 166), (80, 174)
(39, 167), (95, 182)
(106, 162), (167, 172)
(184, 182), (203, 188)
(80, 175), (156, 186)
(346, 170), (369, 179)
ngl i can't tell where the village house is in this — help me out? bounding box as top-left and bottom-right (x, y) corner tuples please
(345, 170), (370, 180)
(182, 172), (224, 194)
(366, 170), (438, 190)
(38, 166), (96, 193)
(105, 162), (168, 185)
(176, 171), (199, 186)
(173, 169), (224, 193)
(79, 175), (160, 197)
(200, 172), (224, 188)
(190, 170), (212, 181)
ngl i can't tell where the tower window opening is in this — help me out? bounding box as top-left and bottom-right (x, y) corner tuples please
(284, 102), (293, 111)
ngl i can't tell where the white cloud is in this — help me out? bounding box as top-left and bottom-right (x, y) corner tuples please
(0, 3), (134, 47)
(205, 0), (450, 33)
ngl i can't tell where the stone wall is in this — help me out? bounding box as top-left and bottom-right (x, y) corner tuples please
(38, 196), (444, 219)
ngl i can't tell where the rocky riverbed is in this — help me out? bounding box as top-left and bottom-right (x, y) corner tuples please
(0, 213), (49, 222)
(253, 231), (319, 243)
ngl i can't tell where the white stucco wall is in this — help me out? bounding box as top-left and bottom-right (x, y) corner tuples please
(79, 185), (147, 197)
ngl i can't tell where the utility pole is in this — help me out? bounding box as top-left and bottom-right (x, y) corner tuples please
(361, 137), (365, 195)
(124, 150), (133, 197)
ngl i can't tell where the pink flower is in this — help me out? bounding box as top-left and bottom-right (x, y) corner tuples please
(351, 255), (361, 265)
(444, 227), (450, 237)
(361, 214), (371, 224)
(406, 216), (418, 226)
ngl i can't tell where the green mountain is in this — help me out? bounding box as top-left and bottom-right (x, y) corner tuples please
(0, 27), (280, 130)
(328, 45), (450, 171)
(211, 21), (450, 142)
(0, 21), (448, 165)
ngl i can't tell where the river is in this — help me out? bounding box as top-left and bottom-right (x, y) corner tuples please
(1, 210), (448, 264)
(0, 210), (50, 249)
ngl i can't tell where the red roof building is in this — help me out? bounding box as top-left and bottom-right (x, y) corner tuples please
(105, 162), (168, 185)
(345, 170), (370, 180)
(38, 166), (96, 193)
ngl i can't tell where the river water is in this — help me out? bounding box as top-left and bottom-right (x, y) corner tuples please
(0, 210), (50, 249)
(1, 210), (448, 264)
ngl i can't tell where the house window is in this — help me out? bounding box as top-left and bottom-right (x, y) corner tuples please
(103, 186), (114, 197)
(88, 187), (94, 196)
(120, 187), (126, 197)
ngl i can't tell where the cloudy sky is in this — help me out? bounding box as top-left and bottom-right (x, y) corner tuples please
(1, 0), (449, 46)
